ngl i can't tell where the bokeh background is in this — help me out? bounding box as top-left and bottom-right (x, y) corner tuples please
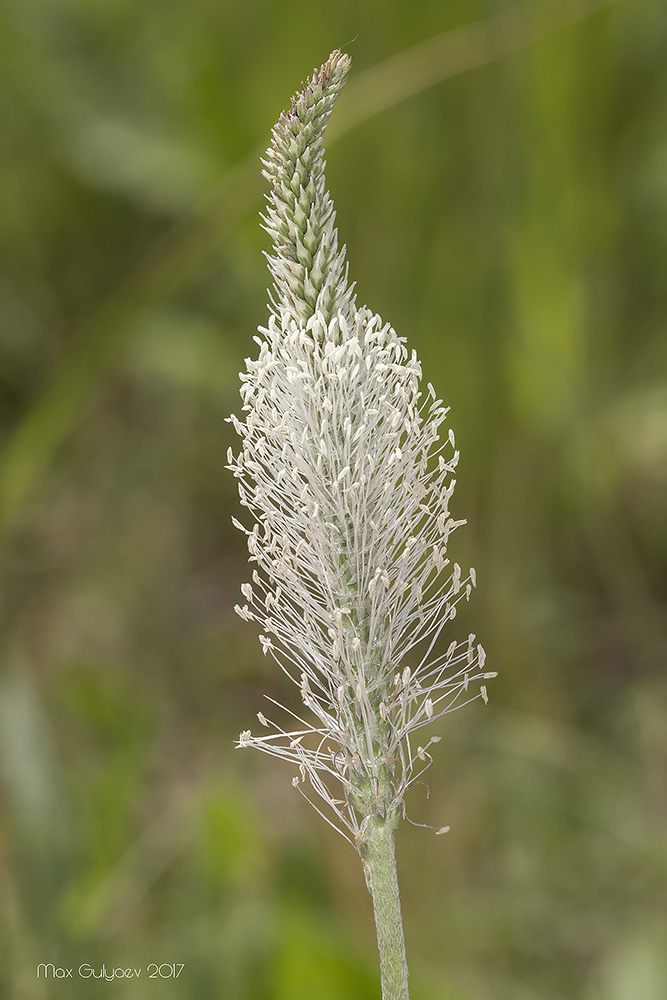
(1, 0), (666, 997)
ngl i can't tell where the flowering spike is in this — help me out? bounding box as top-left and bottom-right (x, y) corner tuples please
(229, 51), (491, 849)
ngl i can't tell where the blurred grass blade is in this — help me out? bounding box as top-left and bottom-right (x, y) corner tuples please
(330, 0), (621, 139)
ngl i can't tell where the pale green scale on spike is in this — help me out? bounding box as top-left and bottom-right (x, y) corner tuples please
(261, 51), (356, 325)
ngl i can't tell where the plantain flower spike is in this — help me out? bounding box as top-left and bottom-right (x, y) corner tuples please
(227, 50), (493, 848)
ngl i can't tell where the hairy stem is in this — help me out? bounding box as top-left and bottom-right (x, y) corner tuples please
(362, 817), (410, 1000)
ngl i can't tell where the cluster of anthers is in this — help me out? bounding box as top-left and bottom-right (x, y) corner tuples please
(227, 50), (495, 847)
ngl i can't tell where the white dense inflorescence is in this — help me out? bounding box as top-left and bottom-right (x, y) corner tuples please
(227, 50), (494, 846)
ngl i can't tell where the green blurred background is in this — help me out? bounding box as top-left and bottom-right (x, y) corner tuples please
(1, 0), (666, 997)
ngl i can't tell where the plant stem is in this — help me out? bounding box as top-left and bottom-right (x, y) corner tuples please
(362, 816), (410, 1000)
